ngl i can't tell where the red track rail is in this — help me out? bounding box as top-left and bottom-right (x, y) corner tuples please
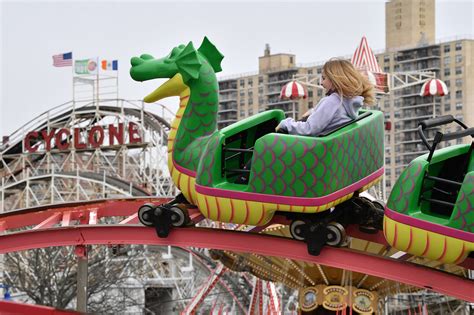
(0, 199), (473, 302)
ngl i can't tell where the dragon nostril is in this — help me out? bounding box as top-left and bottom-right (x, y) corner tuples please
(131, 57), (144, 66)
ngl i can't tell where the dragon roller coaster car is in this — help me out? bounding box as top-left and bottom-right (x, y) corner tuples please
(384, 115), (474, 264)
(130, 37), (386, 255)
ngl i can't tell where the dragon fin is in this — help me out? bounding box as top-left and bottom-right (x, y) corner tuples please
(198, 36), (224, 73)
(175, 41), (203, 83)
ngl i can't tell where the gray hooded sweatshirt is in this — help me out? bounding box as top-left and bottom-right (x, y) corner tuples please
(278, 93), (363, 136)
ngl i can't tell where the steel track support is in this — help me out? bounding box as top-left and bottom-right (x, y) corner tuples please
(182, 264), (226, 314)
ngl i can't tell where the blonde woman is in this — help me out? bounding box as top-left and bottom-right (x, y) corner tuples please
(276, 59), (375, 136)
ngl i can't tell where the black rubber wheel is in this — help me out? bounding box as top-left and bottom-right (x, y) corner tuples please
(326, 222), (346, 246)
(138, 203), (155, 227)
(169, 205), (189, 227)
(289, 220), (306, 241)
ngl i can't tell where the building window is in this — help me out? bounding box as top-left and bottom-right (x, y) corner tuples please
(240, 99), (245, 106)
(248, 98), (253, 105)
(455, 55), (462, 63)
(317, 90), (322, 97)
(443, 56), (450, 66)
(384, 55), (390, 63)
(240, 91), (245, 97)
(384, 66), (390, 73)
(385, 157), (391, 164)
(444, 45), (450, 53)
(445, 80), (450, 88)
(308, 90), (313, 98)
(289, 57), (294, 64)
(308, 101), (313, 107)
(455, 67), (462, 75)
(240, 109), (245, 117)
(455, 78), (463, 87)
(456, 102), (463, 110)
(456, 90), (462, 99)
(259, 76), (263, 85)
(249, 108), (253, 115)
(455, 42), (462, 51)
(240, 79), (245, 87)
(248, 79), (253, 87)
(308, 69), (313, 75)
(444, 102), (451, 111)
(444, 68), (450, 76)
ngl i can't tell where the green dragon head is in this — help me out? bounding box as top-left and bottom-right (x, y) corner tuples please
(130, 37), (224, 103)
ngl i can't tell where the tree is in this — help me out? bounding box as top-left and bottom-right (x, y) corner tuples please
(4, 245), (142, 312)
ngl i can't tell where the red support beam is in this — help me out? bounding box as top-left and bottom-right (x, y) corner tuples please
(32, 212), (62, 230)
(182, 264), (226, 314)
(0, 300), (79, 314)
(0, 226), (471, 302)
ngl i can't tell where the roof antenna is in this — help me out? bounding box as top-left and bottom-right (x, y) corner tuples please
(264, 43), (270, 56)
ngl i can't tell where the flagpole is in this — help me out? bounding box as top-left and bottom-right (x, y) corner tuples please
(96, 57), (99, 110)
(117, 62), (119, 100)
(72, 52), (75, 105)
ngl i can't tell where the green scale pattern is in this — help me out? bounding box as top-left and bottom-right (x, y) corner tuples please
(173, 59), (218, 172)
(449, 173), (474, 232)
(386, 161), (424, 214)
(197, 111), (384, 198)
(387, 157), (474, 232)
(196, 133), (221, 185)
(248, 114), (384, 197)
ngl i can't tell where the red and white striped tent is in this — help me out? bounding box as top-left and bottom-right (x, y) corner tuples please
(280, 80), (307, 100)
(351, 36), (389, 93)
(420, 78), (449, 96)
(351, 36), (382, 73)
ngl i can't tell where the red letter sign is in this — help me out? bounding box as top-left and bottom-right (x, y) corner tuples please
(24, 131), (39, 153)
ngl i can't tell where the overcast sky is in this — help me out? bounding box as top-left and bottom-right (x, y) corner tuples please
(1, 0), (473, 137)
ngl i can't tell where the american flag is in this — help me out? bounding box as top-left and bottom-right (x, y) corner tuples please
(52, 52), (73, 67)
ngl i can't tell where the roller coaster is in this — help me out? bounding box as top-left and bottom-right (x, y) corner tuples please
(1, 38), (473, 313)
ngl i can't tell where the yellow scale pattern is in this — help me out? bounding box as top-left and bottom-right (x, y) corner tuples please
(196, 176), (382, 226)
(384, 216), (474, 264)
(169, 92), (382, 226)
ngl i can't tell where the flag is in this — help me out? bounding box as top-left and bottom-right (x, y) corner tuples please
(52, 52), (72, 67)
(75, 59), (98, 75)
(101, 60), (118, 71)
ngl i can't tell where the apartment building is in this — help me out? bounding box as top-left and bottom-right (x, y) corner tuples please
(217, 0), (473, 194)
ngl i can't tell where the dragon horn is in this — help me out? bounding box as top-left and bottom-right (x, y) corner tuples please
(198, 36), (224, 73)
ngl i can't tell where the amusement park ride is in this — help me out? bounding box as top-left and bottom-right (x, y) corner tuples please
(0, 36), (472, 313)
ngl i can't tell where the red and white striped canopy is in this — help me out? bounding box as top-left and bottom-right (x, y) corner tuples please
(420, 79), (449, 97)
(280, 81), (307, 100)
(351, 36), (382, 73)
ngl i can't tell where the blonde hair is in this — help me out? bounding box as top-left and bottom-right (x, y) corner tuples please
(323, 59), (376, 105)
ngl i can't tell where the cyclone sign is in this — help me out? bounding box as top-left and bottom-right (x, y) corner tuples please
(23, 122), (143, 153)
